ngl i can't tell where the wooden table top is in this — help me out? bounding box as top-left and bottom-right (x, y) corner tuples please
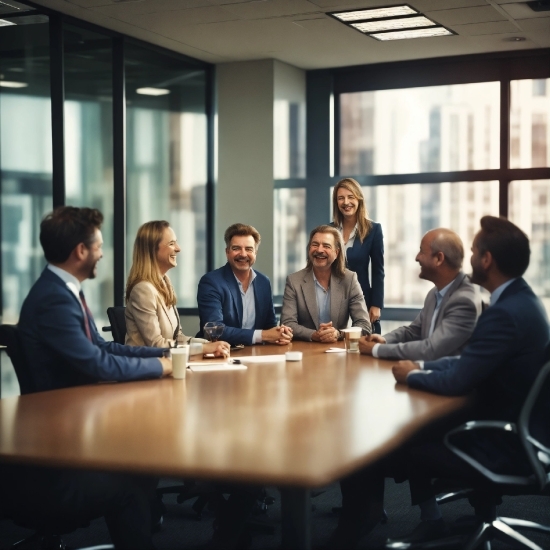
(0, 342), (465, 487)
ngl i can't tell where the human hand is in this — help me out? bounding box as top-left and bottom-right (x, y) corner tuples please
(358, 336), (376, 355)
(369, 306), (381, 324)
(392, 360), (418, 384)
(203, 340), (231, 358)
(367, 334), (386, 343)
(312, 322), (339, 343)
(262, 326), (293, 345)
(159, 357), (173, 377)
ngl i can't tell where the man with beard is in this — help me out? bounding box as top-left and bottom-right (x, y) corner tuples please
(359, 228), (482, 361)
(197, 222), (292, 346)
(281, 224), (371, 341)
(329, 216), (550, 549)
(7, 206), (173, 549)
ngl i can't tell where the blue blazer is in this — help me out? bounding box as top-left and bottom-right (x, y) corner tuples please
(331, 221), (384, 309)
(197, 263), (277, 346)
(408, 278), (550, 423)
(18, 268), (164, 392)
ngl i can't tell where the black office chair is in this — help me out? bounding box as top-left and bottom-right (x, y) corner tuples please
(106, 307), (127, 345)
(0, 324), (115, 550)
(390, 361), (550, 550)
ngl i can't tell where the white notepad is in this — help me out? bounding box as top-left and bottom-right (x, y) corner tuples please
(187, 362), (247, 372)
(235, 355), (286, 363)
(325, 348), (346, 353)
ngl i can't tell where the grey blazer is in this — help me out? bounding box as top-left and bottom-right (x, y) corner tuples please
(281, 268), (371, 341)
(377, 272), (482, 361)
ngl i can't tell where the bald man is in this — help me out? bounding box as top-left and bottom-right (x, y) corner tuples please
(360, 228), (482, 361)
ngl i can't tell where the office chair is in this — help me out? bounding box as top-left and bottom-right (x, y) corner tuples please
(389, 360), (550, 550)
(0, 324), (114, 550)
(106, 307), (127, 345)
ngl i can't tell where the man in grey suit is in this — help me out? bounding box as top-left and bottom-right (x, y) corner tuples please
(281, 225), (371, 341)
(359, 228), (481, 361)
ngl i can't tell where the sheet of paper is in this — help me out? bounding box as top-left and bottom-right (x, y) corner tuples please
(325, 348), (346, 353)
(235, 355), (286, 363)
(188, 362), (247, 372)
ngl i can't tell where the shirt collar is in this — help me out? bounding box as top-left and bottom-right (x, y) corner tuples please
(337, 223), (357, 240)
(490, 278), (517, 306)
(47, 264), (82, 293)
(437, 276), (456, 299)
(312, 272), (330, 290)
(233, 268), (256, 289)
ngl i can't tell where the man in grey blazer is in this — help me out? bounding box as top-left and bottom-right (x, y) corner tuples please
(281, 225), (371, 341)
(359, 228), (481, 361)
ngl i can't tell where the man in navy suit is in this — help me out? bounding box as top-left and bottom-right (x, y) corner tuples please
(197, 223), (292, 346)
(330, 216), (549, 549)
(8, 206), (173, 549)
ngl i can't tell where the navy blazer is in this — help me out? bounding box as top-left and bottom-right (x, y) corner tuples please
(408, 278), (550, 423)
(197, 263), (277, 346)
(331, 221), (384, 309)
(18, 268), (164, 392)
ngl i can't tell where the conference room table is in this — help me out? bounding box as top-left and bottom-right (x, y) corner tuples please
(0, 341), (466, 549)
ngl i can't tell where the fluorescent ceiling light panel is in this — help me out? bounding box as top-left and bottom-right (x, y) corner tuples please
(136, 87), (170, 96)
(332, 5), (417, 22)
(0, 18), (16, 26)
(0, 80), (28, 87)
(371, 27), (453, 40)
(351, 15), (435, 33)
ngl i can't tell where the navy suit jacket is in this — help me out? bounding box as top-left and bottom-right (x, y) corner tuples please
(408, 278), (550, 423)
(197, 263), (277, 346)
(18, 268), (164, 392)
(331, 221), (384, 309)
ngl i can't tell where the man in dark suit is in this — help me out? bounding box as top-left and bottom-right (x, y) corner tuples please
(359, 228), (482, 361)
(330, 216), (550, 549)
(197, 223), (292, 346)
(7, 206), (173, 550)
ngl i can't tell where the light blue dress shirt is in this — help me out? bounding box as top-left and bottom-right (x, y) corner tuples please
(313, 273), (331, 325)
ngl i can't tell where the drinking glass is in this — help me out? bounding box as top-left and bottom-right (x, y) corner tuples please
(203, 322), (225, 342)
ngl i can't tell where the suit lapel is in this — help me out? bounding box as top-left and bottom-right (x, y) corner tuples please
(301, 271), (319, 329)
(421, 288), (437, 339)
(330, 275), (345, 327)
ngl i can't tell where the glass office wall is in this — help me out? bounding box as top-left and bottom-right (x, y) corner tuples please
(340, 82), (500, 175)
(125, 42), (208, 307)
(64, 24), (113, 328)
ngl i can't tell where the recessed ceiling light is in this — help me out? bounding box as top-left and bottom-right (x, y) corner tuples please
(0, 80), (28, 88)
(371, 27), (454, 41)
(351, 15), (435, 33)
(0, 18), (16, 26)
(332, 5), (417, 22)
(136, 87), (170, 96)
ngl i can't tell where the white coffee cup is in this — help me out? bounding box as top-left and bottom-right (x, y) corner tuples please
(171, 346), (189, 379)
(341, 327), (362, 353)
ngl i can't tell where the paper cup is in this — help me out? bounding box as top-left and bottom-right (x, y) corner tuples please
(171, 346), (189, 379)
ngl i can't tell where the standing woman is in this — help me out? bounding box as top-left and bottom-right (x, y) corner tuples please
(125, 220), (230, 357)
(332, 178), (384, 334)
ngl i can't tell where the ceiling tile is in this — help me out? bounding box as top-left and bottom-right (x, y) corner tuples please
(425, 5), (507, 25)
(501, 2), (550, 18)
(411, 0), (487, 10)
(65, 0), (120, 7)
(452, 20), (518, 35)
(113, 5), (239, 26)
(218, 0), (320, 20)
(93, 0), (207, 16)
(306, 0), (399, 8)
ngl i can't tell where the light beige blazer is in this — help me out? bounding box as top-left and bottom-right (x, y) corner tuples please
(125, 281), (205, 353)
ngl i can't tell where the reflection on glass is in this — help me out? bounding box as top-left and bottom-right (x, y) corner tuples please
(509, 180), (550, 315)
(340, 82), (500, 175)
(510, 79), (550, 169)
(356, 181), (499, 306)
(1, 17), (52, 325)
(274, 99), (305, 179)
(274, 188), (306, 295)
(125, 43), (207, 307)
(63, 24), (113, 330)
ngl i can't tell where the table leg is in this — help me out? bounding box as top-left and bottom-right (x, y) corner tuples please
(281, 487), (311, 550)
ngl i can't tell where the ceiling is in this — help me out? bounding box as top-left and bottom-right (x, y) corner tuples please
(27, 0), (550, 69)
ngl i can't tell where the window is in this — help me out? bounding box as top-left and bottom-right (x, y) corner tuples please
(340, 82), (500, 175)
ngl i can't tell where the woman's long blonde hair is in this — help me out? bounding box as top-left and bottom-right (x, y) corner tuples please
(125, 221), (176, 307)
(332, 177), (372, 242)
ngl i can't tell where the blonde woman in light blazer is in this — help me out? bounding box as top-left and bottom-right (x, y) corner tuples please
(125, 220), (230, 358)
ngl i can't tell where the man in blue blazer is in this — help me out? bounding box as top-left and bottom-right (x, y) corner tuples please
(330, 216), (550, 549)
(197, 223), (292, 346)
(10, 206), (173, 550)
